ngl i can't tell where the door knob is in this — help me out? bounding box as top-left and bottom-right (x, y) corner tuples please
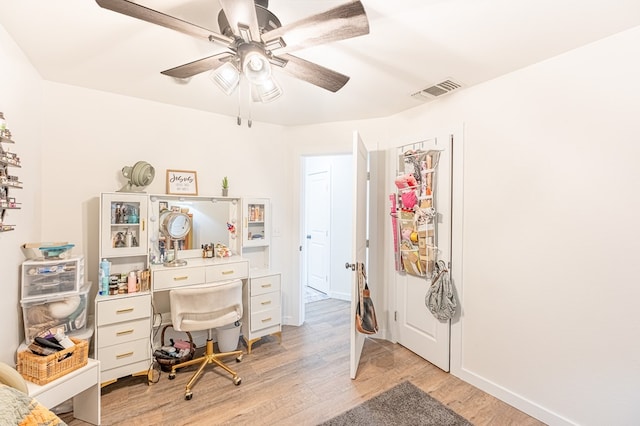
(345, 262), (356, 271)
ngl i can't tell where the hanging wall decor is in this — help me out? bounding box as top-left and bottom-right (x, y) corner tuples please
(0, 112), (22, 232)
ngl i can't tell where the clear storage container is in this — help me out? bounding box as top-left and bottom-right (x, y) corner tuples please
(21, 256), (84, 299)
(21, 282), (90, 345)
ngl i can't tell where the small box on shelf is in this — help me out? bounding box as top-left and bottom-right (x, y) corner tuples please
(21, 256), (84, 299)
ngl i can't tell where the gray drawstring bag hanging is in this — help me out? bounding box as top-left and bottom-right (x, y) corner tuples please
(425, 260), (457, 321)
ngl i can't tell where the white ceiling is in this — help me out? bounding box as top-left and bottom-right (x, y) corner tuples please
(1, 0), (639, 126)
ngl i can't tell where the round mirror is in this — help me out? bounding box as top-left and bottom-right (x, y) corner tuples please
(159, 210), (192, 267)
(160, 211), (191, 239)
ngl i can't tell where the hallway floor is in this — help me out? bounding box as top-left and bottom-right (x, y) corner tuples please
(304, 285), (329, 303)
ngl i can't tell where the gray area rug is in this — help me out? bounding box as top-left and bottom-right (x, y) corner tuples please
(318, 381), (474, 426)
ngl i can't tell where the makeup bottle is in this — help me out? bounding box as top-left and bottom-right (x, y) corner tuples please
(128, 271), (137, 293)
(125, 228), (133, 247)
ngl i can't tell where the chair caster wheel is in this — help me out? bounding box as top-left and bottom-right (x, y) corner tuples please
(185, 392), (193, 400)
(168, 373), (176, 380)
(236, 354), (243, 362)
(233, 376), (242, 386)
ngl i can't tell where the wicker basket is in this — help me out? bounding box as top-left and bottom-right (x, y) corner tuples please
(17, 337), (88, 385)
(155, 325), (196, 372)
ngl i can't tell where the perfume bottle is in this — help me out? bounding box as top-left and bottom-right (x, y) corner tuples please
(125, 228), (133, 247)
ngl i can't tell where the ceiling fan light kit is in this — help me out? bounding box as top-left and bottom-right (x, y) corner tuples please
(254, 78), (282, 103)
(210, 62), (241, 95)
(95, 0), (370, 113)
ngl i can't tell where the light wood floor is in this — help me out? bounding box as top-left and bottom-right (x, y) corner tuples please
(61, 298), (544, 425)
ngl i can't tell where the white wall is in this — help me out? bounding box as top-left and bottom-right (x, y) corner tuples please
(2, 18), (640, 426)
(444, 26), (640, 425)
(0, 25), (43, 364)
(36, 82), (294, 322)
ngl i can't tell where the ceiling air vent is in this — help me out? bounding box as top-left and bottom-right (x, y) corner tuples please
(411, 79), (463, 101)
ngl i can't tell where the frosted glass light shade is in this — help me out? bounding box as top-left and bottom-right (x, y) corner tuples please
(254, 77), (282, 103)
(243, 51), (271, 84)
(210, 62), (240, 95)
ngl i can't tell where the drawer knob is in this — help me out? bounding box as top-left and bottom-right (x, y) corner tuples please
(116, 308), (134, 314)
(173, 276), (188, 281)
(261, 317), (272, 323)
(116, 329), (134, 336)
(222, 270), (234, 275)
(261, 283), (272, 288)
(261, 301), (272, 305)
(116, 351), (134, 359)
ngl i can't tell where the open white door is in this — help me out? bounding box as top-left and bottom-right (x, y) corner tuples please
(395, 136), (453, 371)
(349, 131), (368, 379)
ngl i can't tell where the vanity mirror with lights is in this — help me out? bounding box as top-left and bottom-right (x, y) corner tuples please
(148, 194), (241, 264)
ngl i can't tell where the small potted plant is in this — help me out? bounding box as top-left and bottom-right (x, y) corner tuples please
(221, 176), (229, 196)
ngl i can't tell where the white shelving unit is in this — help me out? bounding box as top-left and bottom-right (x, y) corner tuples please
(95, 192), (151, 385)
(240, 197), (281, 353)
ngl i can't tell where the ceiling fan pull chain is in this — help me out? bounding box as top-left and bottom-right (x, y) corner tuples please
(237, 81), (242, 126)
(248, 83), (253, 128)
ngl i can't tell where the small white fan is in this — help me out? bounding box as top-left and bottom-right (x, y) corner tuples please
(119, 161), (155, 192)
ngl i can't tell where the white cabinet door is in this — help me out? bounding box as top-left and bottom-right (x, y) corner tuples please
(100, 193), (148, 257)
(242, 198), (270, 247)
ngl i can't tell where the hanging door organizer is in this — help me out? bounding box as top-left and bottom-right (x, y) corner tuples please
(392, 142), (440, 277)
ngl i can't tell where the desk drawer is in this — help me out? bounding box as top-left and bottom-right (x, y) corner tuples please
(97, 317), (150, 348)
(206, 261), (248, 282)
(97, 294), (151, 326)
(250, 274), (281, 297)
(99, 338), (150, 371)
(250, 292), (281, 313)
(250, 307), (281, 333)
(153, 267), (205, 291)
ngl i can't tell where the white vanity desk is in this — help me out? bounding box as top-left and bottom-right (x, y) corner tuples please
(151, 257), (250, 332)
(147, 195), (281, 354)
(151, 256), (282, 354)
(151, 256), (249, 293)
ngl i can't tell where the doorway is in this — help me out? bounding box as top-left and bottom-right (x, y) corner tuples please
(301, 154), (353, 304)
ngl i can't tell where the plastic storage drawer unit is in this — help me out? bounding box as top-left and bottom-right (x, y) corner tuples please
(21, 282), (90, 345)
(21, 256), (85, 299)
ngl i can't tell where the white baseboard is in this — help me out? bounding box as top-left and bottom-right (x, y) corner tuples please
(451, 367), (577, 426)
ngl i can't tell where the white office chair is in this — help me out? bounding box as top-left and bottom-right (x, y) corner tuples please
(168, 279), (244, 400)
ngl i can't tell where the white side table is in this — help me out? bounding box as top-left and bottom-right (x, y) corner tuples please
(25, 358), (101, 425)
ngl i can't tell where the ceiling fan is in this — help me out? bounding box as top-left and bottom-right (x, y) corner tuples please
(95, 0), (370, 103)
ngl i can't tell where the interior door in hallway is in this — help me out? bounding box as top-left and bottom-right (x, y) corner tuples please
(350, 131), (368, 379)
(395, 136), (453, 372)
(305, 169), (330, 294)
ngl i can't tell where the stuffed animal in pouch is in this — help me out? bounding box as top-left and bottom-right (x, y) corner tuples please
(394, 174), (418, 209)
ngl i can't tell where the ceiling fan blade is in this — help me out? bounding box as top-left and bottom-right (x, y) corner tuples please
(263, 1), (369, 55)
(161, 52), (235, 79)
(95, 0), (233, 45)
(276, 54), (350, 93)
(219, 0), (261, 42)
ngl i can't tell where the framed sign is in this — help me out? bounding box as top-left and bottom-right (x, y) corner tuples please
(166, 169), (198, 195)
